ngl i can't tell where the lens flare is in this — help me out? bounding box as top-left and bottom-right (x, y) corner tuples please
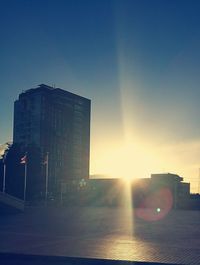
(135, 187), (173, 221)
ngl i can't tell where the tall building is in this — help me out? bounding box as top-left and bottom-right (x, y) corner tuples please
(13, 84), (90, 199)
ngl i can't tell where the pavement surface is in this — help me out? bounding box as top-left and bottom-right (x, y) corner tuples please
(0, 206), (200, 264)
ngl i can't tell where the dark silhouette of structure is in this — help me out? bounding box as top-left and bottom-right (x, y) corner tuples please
(150, 173), (190, 206)
(61, 173), (190, 209)
(13, 84), (91, 200)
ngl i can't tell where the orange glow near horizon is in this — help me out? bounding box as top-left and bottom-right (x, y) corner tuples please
(90, 134), (199, 193)
(91, 134), (165, 182)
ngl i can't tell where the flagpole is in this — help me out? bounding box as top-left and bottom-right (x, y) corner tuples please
(23, 153), (27, 202)
(45, 152), (49, 206)
(3, 162), (6, 193)
(23, 161), (27, 201)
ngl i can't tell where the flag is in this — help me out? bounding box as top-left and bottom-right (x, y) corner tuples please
(20, 155), (27, 164)
(42, 153), (48, 165)
(43, 157), (47, 165)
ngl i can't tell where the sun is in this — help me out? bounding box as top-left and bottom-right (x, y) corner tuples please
(107, 144), (139, 181)
(92, 137), (161, 182)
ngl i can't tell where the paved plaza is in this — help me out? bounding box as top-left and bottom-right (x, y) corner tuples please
(0, 206), (200, 264)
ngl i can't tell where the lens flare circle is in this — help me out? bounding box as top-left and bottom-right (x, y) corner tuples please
(135, 187), (173, 221)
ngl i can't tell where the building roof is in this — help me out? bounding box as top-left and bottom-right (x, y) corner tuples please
(18, 84), (91, 102)
(151, 173), (183, 182)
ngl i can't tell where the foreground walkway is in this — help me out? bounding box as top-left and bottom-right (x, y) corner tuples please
(0, 207), (200, 264)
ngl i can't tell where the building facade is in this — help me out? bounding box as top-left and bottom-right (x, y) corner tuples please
(13, 84), (91, 199)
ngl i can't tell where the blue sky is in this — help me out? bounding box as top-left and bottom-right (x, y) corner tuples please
(1, 0), (200, 191)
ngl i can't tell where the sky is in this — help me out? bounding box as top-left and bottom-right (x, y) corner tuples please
(1, 0), (200, 192)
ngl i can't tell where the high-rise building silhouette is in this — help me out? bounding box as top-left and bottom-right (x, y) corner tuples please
(13, 84), (90, 199)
